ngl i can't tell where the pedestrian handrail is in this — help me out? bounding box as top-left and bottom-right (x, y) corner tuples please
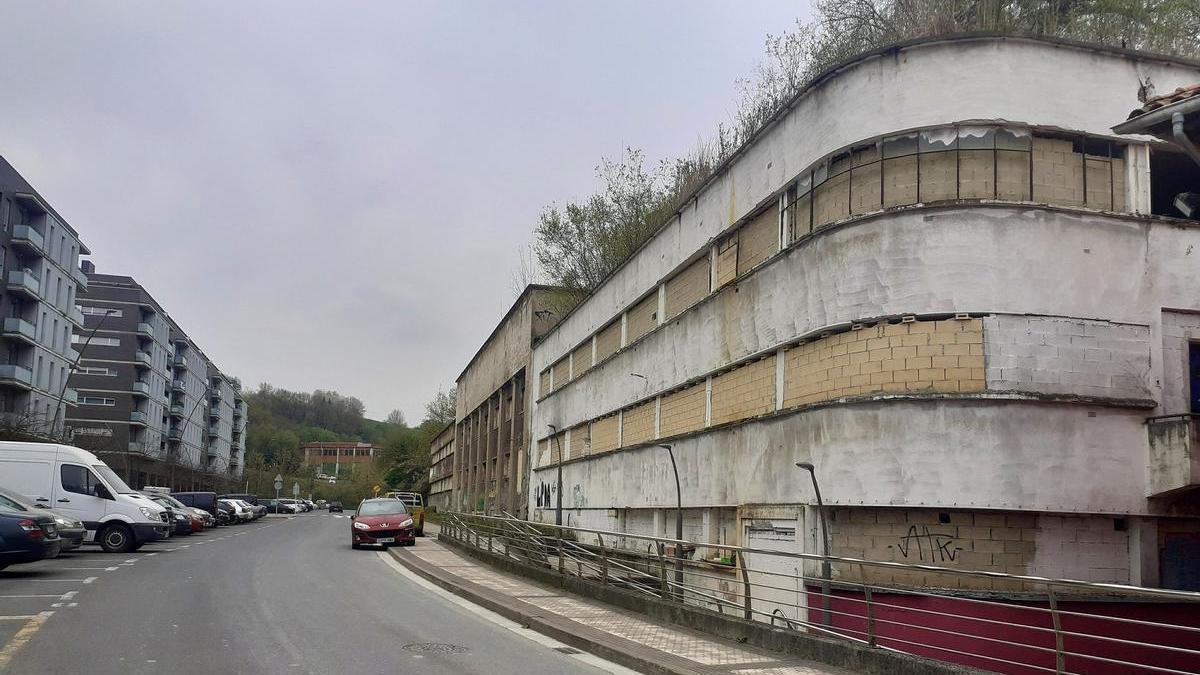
(440, 511), (1200, 675)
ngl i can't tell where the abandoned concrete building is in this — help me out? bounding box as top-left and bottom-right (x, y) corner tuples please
(451, 285), (571, 516)
(526, 35), (1200, 593)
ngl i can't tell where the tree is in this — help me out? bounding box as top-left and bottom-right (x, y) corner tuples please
(422, 387), (456, 428)
(385, 409), (407, 427)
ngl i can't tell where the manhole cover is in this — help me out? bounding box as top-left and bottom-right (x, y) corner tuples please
(402, 643), (468, 654)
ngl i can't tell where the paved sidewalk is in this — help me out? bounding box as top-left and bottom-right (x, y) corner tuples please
(391, 536), (854, 675)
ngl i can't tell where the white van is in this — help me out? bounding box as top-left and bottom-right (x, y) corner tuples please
(0, 442), (171, 552)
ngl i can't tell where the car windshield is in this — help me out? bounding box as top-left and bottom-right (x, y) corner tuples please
(93, 465), (137, 494)
(0, 486), (37, 511)
(156, 494), (188, 510)
(0, 492), (31, 512)
(357, 500), (407, 516)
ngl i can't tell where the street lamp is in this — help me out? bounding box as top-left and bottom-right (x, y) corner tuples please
(659, 444), (684, 594)
(55, 308), (118, 439)
(796, 461), (832, 626)
(547, 424), (563, 527)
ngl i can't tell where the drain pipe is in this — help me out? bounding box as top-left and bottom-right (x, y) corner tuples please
(1173, 112), (1200, 167)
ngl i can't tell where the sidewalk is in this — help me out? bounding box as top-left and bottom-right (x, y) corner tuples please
(389, 535), (854, 675)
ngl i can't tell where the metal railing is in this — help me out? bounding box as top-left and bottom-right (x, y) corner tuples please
(440, 512), (1200, 675)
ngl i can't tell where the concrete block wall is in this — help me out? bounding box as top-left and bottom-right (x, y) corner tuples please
(784, 319), (985, 407)
(595, 320), (621, 364)
(590, 414), (620, 454)
(551, 358), (569, 393)
(1032, 137), (1085, 206)
(996, 149), (1032, 200)
(813, 172), (850, 226)
(716, 237), (737, 288)
(882, 156), (919, 207)
(736, 208), (778, 276)
(710, 357), (776, 426)
(627, 293), (658, 344)
(665, 256), (710, 320)
(918, 151), (957, 202)
(829, 507), (1131, 589)
(984, 315), (1151, 401)
(1160, 311), (1200, 414)
(621, 400), (655, 446)
(571, 341), (592, 378)
(569, 424), (589, 459)
(849, 152), (881, 215)
(660, 383), (706, 438)
(958, 149), (994, 199)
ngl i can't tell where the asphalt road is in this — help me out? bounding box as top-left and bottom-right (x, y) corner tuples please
(0, 512), (621, 674)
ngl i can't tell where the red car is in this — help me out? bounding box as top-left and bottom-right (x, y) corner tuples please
(350, 498), (415, 549)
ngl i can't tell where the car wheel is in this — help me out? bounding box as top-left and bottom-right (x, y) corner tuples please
(99, 524), (134, 553)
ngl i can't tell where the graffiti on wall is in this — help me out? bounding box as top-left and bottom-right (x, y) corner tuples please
(896, 525), (962, 563)
(535, 481), (554, 508)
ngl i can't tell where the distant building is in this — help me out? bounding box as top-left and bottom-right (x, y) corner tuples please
(66, 267), (246, 488)
(301, 441), (379, 477)
(0, 156), (90, 437)
(427, 423), (454, 510)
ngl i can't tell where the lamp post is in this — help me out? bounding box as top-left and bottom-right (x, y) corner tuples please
(796, 461), (832, 626)
(659, 444), (684, 595)
(547, 424), (563, 527)
(55, 308), (118, 439)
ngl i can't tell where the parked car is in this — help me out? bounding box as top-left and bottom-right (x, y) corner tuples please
(350, 498), (415, 549)
(387, 491), (426, 536)
(189, 507), (215, 528)
(262, 499), (290, 514)
(315, 500), (327, 509)
(216, 503), (233, 525)
(0, 442), (170, 552)
(0, 510), (62, 569)
(0, 484), (85, 551)
(280, 499), (307, 513)
(218, 499), (253, 523)
(172, 491), (221, 524)
(218, 493), (260, 506)
(328, 501), (343, 513)
(147, 493), (202, 535)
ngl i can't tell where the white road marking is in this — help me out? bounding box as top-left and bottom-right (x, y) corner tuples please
(146, 553), (158, 557)
(0, 616), (36, 621)
(61, 591), (78, 601)
(124, 559), (137, 563)
(27, 579), (89, 583)
(59, 567), (116, 571)
(0, 611), (53, 669)
(179, 545), (190, 549)
(375, 552), (639, 675)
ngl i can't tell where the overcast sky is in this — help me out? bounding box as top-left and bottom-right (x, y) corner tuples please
(0, 1), (809, 421)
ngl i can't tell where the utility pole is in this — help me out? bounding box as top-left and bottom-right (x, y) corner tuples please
(659, 444), (684, 596)
(797, 462), (832, 626)
(548, 424), (563, 527)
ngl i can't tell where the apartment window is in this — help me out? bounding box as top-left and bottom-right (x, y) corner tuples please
(59, 236), (65, 264)
(39, 311), (47, 341)
(72, 335), (119, 347)
(77, 366), (117, 376)
(0, 245), (6, 275)
(80, 306), (123, 317)
(0, 196), (9, 228)
(51, 318), (59, 351)
(79, 396), (116, 406)
(47, 224), (55, 257)
(55, 278), (62, 308)
(1190, 342), (1200, 414)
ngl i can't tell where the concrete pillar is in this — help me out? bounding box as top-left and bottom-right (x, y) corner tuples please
(1129, 517), (1160, 587)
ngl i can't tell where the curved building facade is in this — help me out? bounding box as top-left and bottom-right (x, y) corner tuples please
(526, 36), (1200, 591)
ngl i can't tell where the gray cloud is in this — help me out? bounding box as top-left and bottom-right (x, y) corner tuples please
(0, 1), (807, 419)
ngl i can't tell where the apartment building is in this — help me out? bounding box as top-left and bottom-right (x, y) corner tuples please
(428, 423), (454, 510)
(66, 268), (245, 487)
(527, 35), (1200, 593)
(0, 157), (89, 437)
(300, 441), (379, 477)
(452, 285), (571, 516)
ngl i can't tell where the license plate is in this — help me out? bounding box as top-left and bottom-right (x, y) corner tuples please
(376, 537), (394, 543)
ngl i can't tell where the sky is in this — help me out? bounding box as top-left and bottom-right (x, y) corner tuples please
(0, 1), (811, 422)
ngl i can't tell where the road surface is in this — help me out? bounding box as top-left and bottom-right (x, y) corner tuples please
(0, 512), (625, 674)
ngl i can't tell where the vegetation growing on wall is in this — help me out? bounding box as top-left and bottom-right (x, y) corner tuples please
(526, 0), (1200, 296)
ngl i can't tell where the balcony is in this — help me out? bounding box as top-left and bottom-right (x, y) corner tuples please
(167, 427), (183, 442)
(173, 355), (187, 370)
(130, 411), (148, 426)
(207, 425), (219, 438)
(71, 265), (88, 290)
(209, 407), (220, 419)
(1147, 414), (1200, 497)
(169, 403), (186, 418)
(233, 406), (243, 419)
(64, 389), (78, 406)
(68, 306), (85, 328)
(10, 226), (44, 255)
(171, 380), (186, 393)
(1, 317), (37, 345)
(131, 381), (151, 397)
(134, 351), (152, 368)
(6, 270), (40, 300)
(0, 364), (33, 390)
(128, 441), (147, 456)
(135, 323), (153, 338)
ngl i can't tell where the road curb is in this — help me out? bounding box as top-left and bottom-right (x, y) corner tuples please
(386, 547), (707, 675)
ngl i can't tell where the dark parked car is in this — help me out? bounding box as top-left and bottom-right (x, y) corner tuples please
(350, 498), (415, 549)
(0, 510), (62, 570)
(0, 484), (85, 551)
(148, 494), (201, 535)
(173, 491), (220, 522)
(328, 501), (343, 513)
(218, 493), (260, 506)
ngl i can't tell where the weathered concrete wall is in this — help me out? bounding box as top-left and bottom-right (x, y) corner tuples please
(530, 38), (1200, 392)
(456, 296), (532, 420)
(530, 400), (1156, 516)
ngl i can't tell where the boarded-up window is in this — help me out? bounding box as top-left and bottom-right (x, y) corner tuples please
(813, 169), (850, 228)
(570, 341), (592, 379)
(1032, 137), (1084, 206)
(551, 357), (570, 391)
(539, 369), (552, 397)
(665, 256), (711, 320)
(784, 174), (812, 244)
(918, 129), (957, 202)
(568, 424), (589, 459)
(737, 207), (778, 276)
(594, 319), (621, 363)
(659, 383), (706, 438)
(1112, 157), (1126, 211)
(716, 235), (738, 288)
(849, 145), (882, 215)
(621, 400), (656, 446)
(626, 292), (658, 344)
(882, 133), (919, 208)
(590, 415), (619, 454)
